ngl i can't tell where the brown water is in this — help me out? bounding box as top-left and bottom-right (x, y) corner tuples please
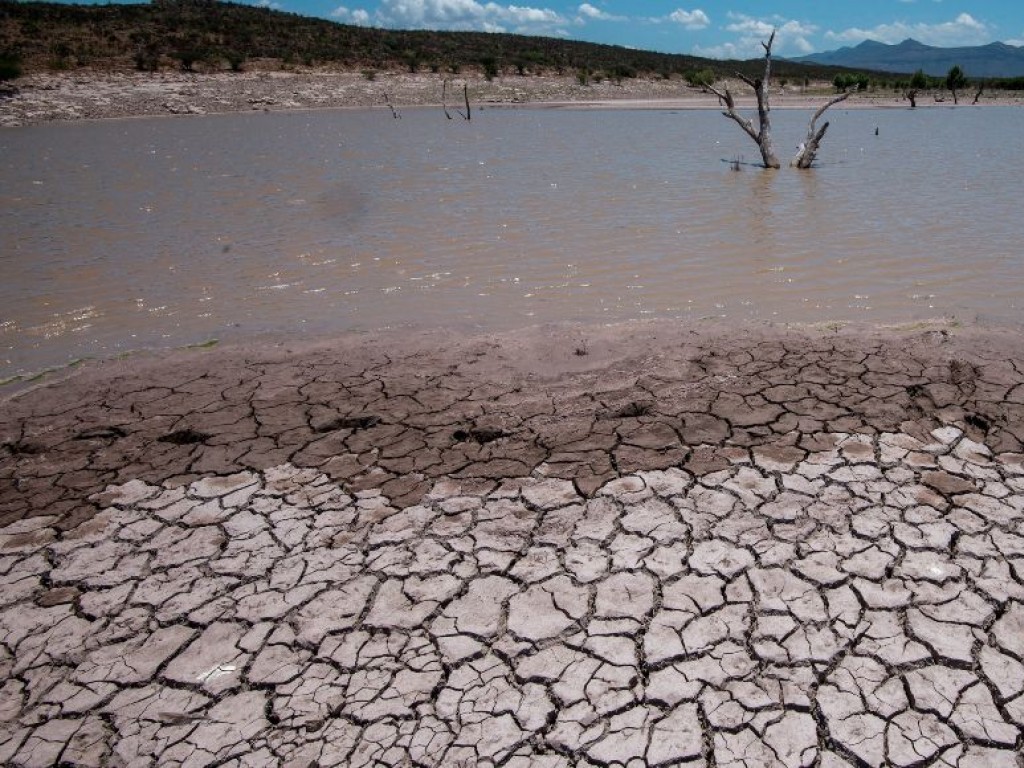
(2, 106), (1022, 379)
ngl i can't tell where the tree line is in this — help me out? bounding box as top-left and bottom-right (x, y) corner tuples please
(829, 64), (1024, 106)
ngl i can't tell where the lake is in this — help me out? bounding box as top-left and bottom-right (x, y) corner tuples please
(1, 104), (1022, 380)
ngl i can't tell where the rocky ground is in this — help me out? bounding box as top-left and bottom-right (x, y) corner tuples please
(5, 68), (1007, 128)
(3, 320), (1024, 765)
(0, 69), (703, 127)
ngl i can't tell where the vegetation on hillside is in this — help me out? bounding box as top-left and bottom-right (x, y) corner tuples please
(1, 0), (867, 82)
(0, 48), (19, 80)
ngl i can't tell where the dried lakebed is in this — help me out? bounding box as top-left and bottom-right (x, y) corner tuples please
(3, 322), (1024, 766)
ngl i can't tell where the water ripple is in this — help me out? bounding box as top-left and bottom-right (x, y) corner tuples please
(1, 107), (1023, 377)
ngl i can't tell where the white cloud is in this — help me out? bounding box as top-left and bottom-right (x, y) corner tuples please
(576, 3), (625, 22)
(256, 0), (283, 9)
(825, 12), (991, 47)
(693, 13), (816, 59)
(578, 3), (607, 20)
(668, 8), (710, 30)
(374, 0), (567, 34)
(331, 5), (371, 24)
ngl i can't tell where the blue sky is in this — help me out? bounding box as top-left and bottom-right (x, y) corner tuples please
(270, 1), (1023, 57)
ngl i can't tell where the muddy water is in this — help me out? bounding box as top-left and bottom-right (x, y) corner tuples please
(2, 105), (1022, 378)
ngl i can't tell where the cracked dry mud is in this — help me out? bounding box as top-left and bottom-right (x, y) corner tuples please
(3, 322), (1024, 767)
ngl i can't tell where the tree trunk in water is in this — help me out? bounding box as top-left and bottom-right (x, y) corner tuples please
(906, 89), (918, 108)
(442, 79), (453, 119)
(702, 30), (780, 169)
(791, 92), (850, 169)
(442, 79), (471, 120)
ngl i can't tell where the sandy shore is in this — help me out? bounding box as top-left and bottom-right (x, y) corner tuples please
(4, 69), (1023, 126)
(3, 319), (1024, 764)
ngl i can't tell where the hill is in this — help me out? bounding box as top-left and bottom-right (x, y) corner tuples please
(0, 0), (856, 81)
(792, 38), (1024, 78)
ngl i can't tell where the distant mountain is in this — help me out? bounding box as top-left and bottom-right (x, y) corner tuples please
(792, 38), (1024, 78)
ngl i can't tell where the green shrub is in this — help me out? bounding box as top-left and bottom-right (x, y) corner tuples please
(946, 65), (967, 95)
(224, 50), (246, 72)
(684, 68), (715, 87)
(832, 72), (869, 92)
(612, 64), (636, 80)
(0, 52), (21, 82)
(134, 47), (161, 71)
(480, 55), (499, 81)
(176, 48), (204, 71)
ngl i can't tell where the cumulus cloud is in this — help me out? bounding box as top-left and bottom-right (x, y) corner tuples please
(374, 0), (567, 34)
(331, 5), (371, 24)
(825, 13), (991, 47)
(576, 3), (624, 22)
(667, 8), (710, 30)
(693, 13), (816, 59)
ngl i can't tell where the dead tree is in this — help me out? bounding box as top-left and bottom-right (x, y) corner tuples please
(697, 30), (848, 170)
(700, 30), (780, 169)
(442, 79), (471, 121)
(973, 80), (985, 105)
(791, 92), (850, 168)
(382, 92), (401, 119)
(905, 70), (927, 109)
(442, 80), (452, 120)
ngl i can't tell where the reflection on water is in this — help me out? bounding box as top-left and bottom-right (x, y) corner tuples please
(1, 106), (1023, 377)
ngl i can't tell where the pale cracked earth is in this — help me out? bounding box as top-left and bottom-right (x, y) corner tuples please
(3, 323), (1024, 767)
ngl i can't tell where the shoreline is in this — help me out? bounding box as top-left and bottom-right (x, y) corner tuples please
(2, 316), (1021, 494)
(4, 68), (1023, 127)
(0, 315), (982, 402)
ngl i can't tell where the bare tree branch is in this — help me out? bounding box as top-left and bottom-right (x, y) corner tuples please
(806, 91), (850, 133)
(697, 83), (756, 143)
(791, 91), (850, 168)
(973, 80), (985, 105)
(703, 32), (784, 166)
(699, 82), (729, 103)
(735, 72), (757, 90)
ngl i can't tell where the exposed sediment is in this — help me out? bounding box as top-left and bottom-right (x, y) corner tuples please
(2, 321), (1024, 765)
(0, 69), (705, 127)
(5, 69), (1012, 128)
